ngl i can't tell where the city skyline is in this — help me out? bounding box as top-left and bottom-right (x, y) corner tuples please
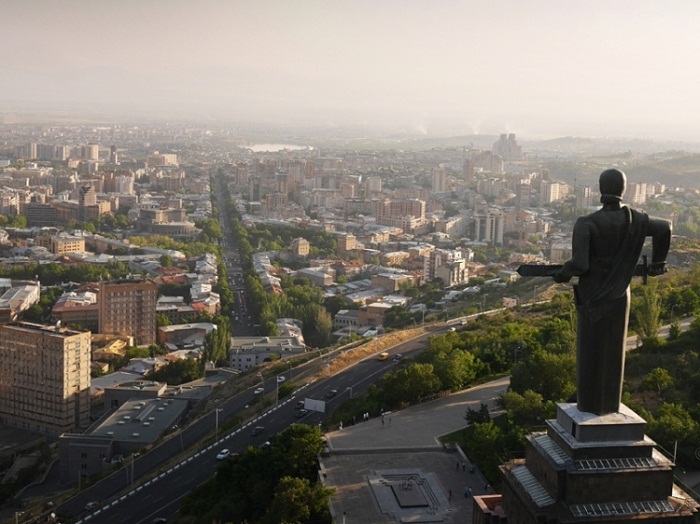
(3, 1), (700, 142)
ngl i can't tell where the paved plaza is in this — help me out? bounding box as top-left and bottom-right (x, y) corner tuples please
(320, 378), (508, 523)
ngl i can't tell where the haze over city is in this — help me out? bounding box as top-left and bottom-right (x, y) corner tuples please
(3, 0), (700, 142)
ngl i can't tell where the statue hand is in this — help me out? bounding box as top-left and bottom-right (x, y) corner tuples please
(553, 270), (571, 283)
(648, 262), (667, 277)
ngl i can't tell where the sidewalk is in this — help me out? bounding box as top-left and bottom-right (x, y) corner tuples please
(320, 378), (509, 523)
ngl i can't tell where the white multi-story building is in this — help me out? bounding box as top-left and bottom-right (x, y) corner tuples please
(473, 208), (505, 246)
(627, 182), (648, 205)
(539, 180), (562, 206)
(424, 249), (468, 286)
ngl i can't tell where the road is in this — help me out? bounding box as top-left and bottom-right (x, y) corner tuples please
(59, 321), (456, 523)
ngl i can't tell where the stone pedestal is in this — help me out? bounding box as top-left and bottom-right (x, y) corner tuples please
(499, 403), (699, 524)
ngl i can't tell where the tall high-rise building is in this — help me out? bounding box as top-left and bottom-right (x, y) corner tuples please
(276, 173), (289, 195)
(432, 168), (447, 194)
(78, 185), (96, 222)
(99, 277), (158, 345)
(82, 143), (99, 161)
(627, 182), (648, 205)
(14, 143), (38, 160)
(515, 180), (531, 212)
(539, 180), (562, 206)
(462, 159), (474, 182)
(492, 133), (523, 161)
(576, 185), (595, 209)
(109, 145), (118, 164)
(474, 208), (505, 245)
(0, 321), (91, 434)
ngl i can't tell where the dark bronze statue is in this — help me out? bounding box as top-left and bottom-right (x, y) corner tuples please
(553, 169), (671, 415)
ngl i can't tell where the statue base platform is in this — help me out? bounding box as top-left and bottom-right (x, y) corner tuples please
(498, 403), (698, 524)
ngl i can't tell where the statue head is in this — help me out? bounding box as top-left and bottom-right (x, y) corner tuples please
(599, 168), (626, 203)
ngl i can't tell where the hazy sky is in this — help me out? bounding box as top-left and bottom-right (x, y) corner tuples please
(3, 0), (700, 140)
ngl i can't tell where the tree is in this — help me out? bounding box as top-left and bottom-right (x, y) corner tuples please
(641, 367), (674, 399)
(498, 390), (554, 427)
(433, 350), (479, 391)
(179, 423), (330, 523)
(382, 364), (442, 406)
(323, 295), (356, 317)
(314, 308), (333, 347)
(149, 358), (203, 385)
(668, 319), (682, 341)
(259, 476), (333, 524)
(647, 403), (699, 455)
(509, 348), (576, 402)
(634, 286), (662, 339)
(159, 254), (175, 267)
(465, 403), (491, 424)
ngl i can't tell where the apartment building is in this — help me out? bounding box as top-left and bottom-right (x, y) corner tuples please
(98, 277), (158, 346)
(290, 237), (310, 256)
(0, 321), (91, 434)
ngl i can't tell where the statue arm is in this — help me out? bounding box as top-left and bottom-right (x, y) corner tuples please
(648, 217), (672, 275)
(554, 218), (590, 283)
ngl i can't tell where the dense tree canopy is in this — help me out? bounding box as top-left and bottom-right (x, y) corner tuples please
(180, 424), (332, 524)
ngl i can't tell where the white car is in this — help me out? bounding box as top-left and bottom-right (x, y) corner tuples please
(254, 387), (264, 395)
(216, 449), (231, 460)
(277, 376), (286, 383)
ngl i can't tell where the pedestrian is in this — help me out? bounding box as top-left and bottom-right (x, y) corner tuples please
(468, 486), (473, 496)
(484, 483), (489, 492)
(456, 461), (460, 471)
(462, 462), (466, 471)
(464, 486), (469, 498)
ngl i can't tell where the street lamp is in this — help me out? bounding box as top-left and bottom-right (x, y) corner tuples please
(174, 424), (184, 452)
(215, 408), (223, 441)
(129, 452), (140, 488)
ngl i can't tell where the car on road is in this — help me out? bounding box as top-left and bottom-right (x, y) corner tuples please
(277, 375), (286, 383)
(295, 400), (305, 409)
(216, 449), (231, 460)
(448, 327), (456, 332)
(392, 353), (402, 361)
(152, 518), (167, 524)
(254, 387), (264, 395)
(377, 352), (389, 361)
(296, 408), (309, 418)
(326, 389), (338, 398)
(251, 425), (265, 436)
(85, 501), (98, 511)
